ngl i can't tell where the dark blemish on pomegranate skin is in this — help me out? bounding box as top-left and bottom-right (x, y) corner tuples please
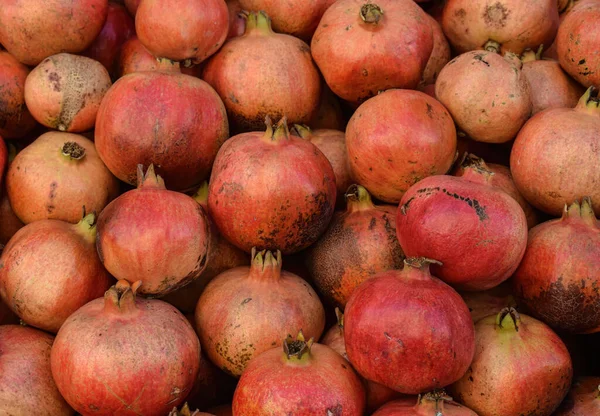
(401, 186), (488, 220)
(483, 2), (510, 27)
(368, 217), (376, 230)
(48, 72), (61, 92)
(241, 297), (252, 305)
(474, 54), (490, 66)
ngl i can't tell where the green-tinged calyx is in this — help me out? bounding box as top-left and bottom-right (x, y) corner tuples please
(261, 116), (290, 144)
(345, 184), (375, 212)
(137, 163), (166, 190)
(335, 307), (344, 336)
(576, 87), (600, 116)
(360, 3), (384, 24)
(245, 11), (274, 35)
(248, 247), (282, 280)
(563, 197), (598, 227)
(496, 307), (520, 332)
(521, 45), (544, 63)
(404, 257), (442, 273)
(283, 331), (314, 364)
(193, 181), (209, 209)
(484, 40), (501, 53)
(74, 208), (97, 242)
(103, 280), (142, 315)
(290, 124), (312, 139)
(61, 141), (86, 161)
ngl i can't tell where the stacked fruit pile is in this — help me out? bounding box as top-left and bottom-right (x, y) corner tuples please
(0, 0), (599, 415)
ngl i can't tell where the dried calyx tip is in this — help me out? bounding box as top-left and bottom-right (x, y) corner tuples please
(404, 257), (442, 269)
(497, 307), (520, 331)
(484, 40), (501, 53)
(251, 247), (282, 271)
(460, 153), (495, 176)
(283, 331), (314, 359)
(360, 3), (384, 24)
(61, 141), (86, 160)
(421, 389), (454, 403)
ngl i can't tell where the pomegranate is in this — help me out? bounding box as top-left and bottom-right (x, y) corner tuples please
(372, 391), (478, 416)
(420, 13), (452, 87)
(124, 0), (140, 16)
(0, 0), (108, 66)
(195, 248), (325, 376)
(232, 332), (366, 415)
(311, 0), (434, 104)
(51, 280), (201, 415)
(450, 308), (573, 416)
(202, 11), (321, 133)
(0, 325), (74, 415)
(136, 0), (229, 66)
(6, 132), (119, 224)
(226, 0), (246, 39)
(555, 377), (600, 415)
(0, 136), (5, 187)
(344, 257), (475, 394)
(25, 53), (112, 133)
(95, 71), (228, 191)
(346, 89), (457, 203)
(309, 85), (346, 131)
(97, 165), (210, 297)
(510, 87), (600, 216)
(441, 0), (559, 55)
(459, 281), (516, 323)
(207, 118), (336, 254)
(117, 36), (182, 77)
(436, 50), (532, 143)
(0, 51), (37, 139)
(513, 197), (600, 333)
(305, 184), (404, 307)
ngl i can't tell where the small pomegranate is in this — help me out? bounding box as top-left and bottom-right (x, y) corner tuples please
(232, 332), (366, 415)
(372, 391), (478, 416)
(0, 51), (37, 139)
(459, 281), (516, 323)
(510, 87), (600, 216)
(420, 12), (452, 87)
(305, 184), (404, 308)
(117, 36), (182, 77)
(449, 308), (573, 416)
(555, 377), (600, 415)
(195, 249), (325, 377)
(344, 258), (475, 394)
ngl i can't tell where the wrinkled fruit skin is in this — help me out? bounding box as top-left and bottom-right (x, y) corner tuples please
(117, 36), (182, 77)
(554, 377), (600, 415)
(0, 51), (37, 139)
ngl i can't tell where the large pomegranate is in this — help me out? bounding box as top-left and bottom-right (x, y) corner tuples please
(6, 132), (119, 224)
(0, 0), (108, 66)
(450, 308), (573, 416)
(232, 332), (366, 415)
(195, 249), (325, 377)
(0, 51), (37, 139)
(555, 377), (600, 415)
(372, 391), (478, 416)
(345, 89), (457, 203)
(207, 118), (336, 254)
(95, 71), (228, 191)
(0, 325), (74, 415)
(51, 280), (200, 415)
(344, 258), (475, 394)
(97, 165), (210, 297)
(305, 184), (404, 308)
(435, 50), (532, 143)
(202, 11), (321, 133)
(421, 13), (452, 87)
(311, 0), (434, 104)
(117, 36), (182, 77)
(510, 87), (600, 216)
(136, 0), (229, 66)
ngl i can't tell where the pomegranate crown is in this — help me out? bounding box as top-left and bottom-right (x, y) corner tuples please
(136, 163), (166, 190)
(283, 330), (314, 360)
(249, 247), (283, 280)
(576, 87), (600, 115)
(419, 389), (455, 408)
(290, 124), (312, 139)
(61, 141), (86, 161)
(104, 280), (142, 314)
(262, 116), (290, 143)
(496, 307), (521, 331)
(244, 10), (274, 35)
(344, 184), (376, 212)
(562, 197), (597, 226)
(360, 3), (384, 24)
(168, 403), (201, 416)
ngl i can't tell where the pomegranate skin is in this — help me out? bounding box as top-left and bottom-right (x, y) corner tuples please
(117, 36), (182, 77)
(344, 258), (475, 394)
(0, 51), (37, 139)
(510, 87), (600, 216)
(0, 0), (108, 66)
(95, 71), (229, 191)
(435, 51), (532, 144)
(372, 393), (478, 416)
(0, 325), (74, 415)
(124, 0), (140, 16)
(555, 377), (600, 415)
(311, 0), (434, 104)
(346, 89), (457, 203)
(397, 173), (528, 291)
(226, 0), (246, 39)
(421, 13), (452, 87)
(449, 308), (573, 416)
(513, 198), (600, 334)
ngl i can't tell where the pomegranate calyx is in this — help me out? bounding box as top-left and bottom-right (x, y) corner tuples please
(576, 87), (600, 115)
(103, 280), (142, 314)
(245, 11), (274, 35)
(345, 184), (375, 212)
(334, 307), (344, 336)
(248, 247), (283, 280)
(136, 163), (167, 190)
(74, 208), (98, 241)
(168, 402), (201, 416)
(290, 124), (312, 139)
(496, 307), (521, 332)
(61, 141), (86, 161)
(192, 181), (209, 207)
(520, 45), (544, 63)
(459, 153), (495, 185)
(283, 330), (314, 362)
(563, 196), (598, 227)
(484, 40), (501, 54)
(360, 3), (384, 25)
(404, 257), (442, 272)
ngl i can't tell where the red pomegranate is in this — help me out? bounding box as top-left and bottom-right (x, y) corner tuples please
(346, 89), (457, 203)
(436, 50), (532, 143)
(232, 332), (366, 415)
(207, 118), (336, 254)
(372, 391), (478, 416)
(226, 0), (246, 39)
(344, 258), (475, 394)
(202, 11), (321, 133)
(441, 0), (559, 55)
(136, 0), (229, 66)
(510, 87), (600, 216)
(397, 168), (528, 291)
(450, 308), (573, 416)
(95, 71), (228, 191)
(6, 132), (119, 224)
(0, 51), (37, 139)
(513, 197), (600, 334)
(117, 36), (182, 77)
(555, 377), (600, 415)
(420, 13), (451, 87)
(305, 184), (404, 308)
(309, 85), (346, 131)
(51, 280), (200, 415)
(195, 249), (325, 376)
(25, 53), (112, 132)
(459, 281), (516, 323)
(97, 165), (210, 297)
(311, 0), (434, 104)
(0, 325), (74, 415)
(0, 0), (108, 66)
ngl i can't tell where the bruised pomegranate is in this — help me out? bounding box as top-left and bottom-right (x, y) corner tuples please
(25, 53), (112, 132)
(0, 51), (37, 139)
(195, 249), (325, 376)
(450, 308), (573, 416)
(208, 118), (336, 254)
(346, 89), (457, 203)
(306, 185), (404, 307)
(397, 167), (528, 291)
(421, 13), (452, 87)
(232, 332), (366, 414)
(311, 0), (434, 104)
(436, 50), (532, 143)
(344, 258), (475, 394)
(372, 391), (478, 416)
(202, 11), (321, 133)
(513, 198), (600, 333)
(51, 280), (200, 415)
(510, 87), (600, 216)
(0, 0), (108, 66)
(6, 132), (119, 224)
(0, 325), (73, 415)
(555, 377), (600, 415)
(95, 71), (228, 191)
(459, 282), (516, 323)
(117, 36), (182, 77)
